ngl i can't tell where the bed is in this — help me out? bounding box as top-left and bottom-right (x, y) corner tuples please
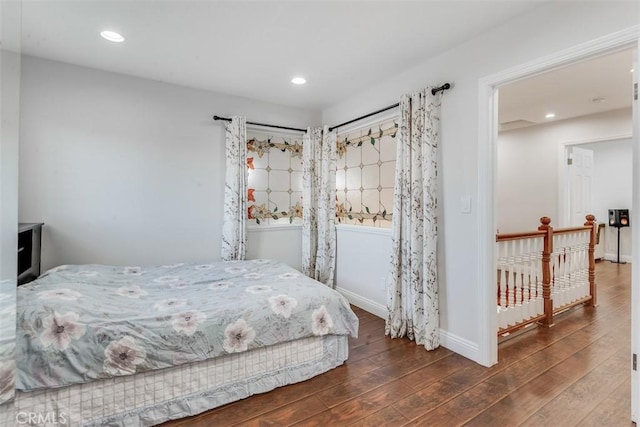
(12, 259), (359, 426)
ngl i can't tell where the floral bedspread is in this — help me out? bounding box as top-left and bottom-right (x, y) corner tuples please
(15, 260), (358, 391)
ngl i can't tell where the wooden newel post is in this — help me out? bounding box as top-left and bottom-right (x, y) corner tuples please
(538, 216), (554, 327)
(585, 214), (597, 307)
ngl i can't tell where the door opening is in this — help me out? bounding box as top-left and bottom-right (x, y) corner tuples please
(478, 28), (638, 423)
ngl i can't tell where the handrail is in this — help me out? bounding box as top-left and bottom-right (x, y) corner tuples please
(553, 225), (591, 235)
(496, 230), (546, 242)
(496, 222), (592, 241)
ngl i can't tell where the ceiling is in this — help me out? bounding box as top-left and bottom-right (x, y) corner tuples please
(499, 49), (635, 131)
(19, 1), (546, 110)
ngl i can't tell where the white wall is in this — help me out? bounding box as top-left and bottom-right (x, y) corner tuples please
(0, 47), (20, 350)
(19, 56), (318, 271)
(0, 0), (20, 412)
(322, 1), (639, 364)
(582, 138), (633, 262)
(335, 225), (391, 318)
(247, 225), (302, 271)
(497, 108), (632, 233)
(0, 17), (20, 286)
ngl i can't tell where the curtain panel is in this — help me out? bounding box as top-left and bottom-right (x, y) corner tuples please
(302, 126), (337, 288)
(386, 88), (441, 350)
(221, 116), (248, 261)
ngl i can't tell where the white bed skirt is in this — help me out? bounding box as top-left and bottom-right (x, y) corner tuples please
(3, 335), (349, 426)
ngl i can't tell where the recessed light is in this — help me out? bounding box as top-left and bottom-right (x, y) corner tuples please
(631, 68), (635, 73)
(100, 30), (125, 43)
(545, 113), (555, 119)
(291, 77), (306, 85)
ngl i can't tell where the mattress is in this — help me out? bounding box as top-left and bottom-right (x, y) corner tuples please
(9, 334), (348, 426)
(16, 260), (358, 391)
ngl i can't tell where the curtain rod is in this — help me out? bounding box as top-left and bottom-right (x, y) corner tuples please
(213, 115), (307, 133)
(327, 83), (451, 132)
(214, 83), (451, 134)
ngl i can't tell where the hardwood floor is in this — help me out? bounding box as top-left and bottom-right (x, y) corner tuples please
(162, 261), (632, 426)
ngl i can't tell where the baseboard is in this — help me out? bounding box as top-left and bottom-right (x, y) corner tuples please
(439, 329), (480, 362)
(336, 286), (386, 319)
(604, 253), (632, 263)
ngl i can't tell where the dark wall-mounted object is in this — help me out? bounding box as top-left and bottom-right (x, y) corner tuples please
(608, 209), (630, 228)
(18, 222), (44, 285)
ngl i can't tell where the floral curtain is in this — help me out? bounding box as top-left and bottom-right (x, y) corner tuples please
(385, 88), (441, 350)
(302, 126), (337, 288)
(221, 116), (247, 261)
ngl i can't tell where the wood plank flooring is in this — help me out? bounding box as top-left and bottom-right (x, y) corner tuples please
(162, 261), (631, 426)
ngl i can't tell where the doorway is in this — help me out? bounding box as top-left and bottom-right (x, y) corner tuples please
(477, 29), (639, 421)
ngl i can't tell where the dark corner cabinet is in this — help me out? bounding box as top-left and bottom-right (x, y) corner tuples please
(18, 223), (44, 286)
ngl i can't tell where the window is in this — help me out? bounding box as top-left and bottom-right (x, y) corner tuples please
(246, 131), (303, 225)
(245, 119), (398, 228)
(336, 118), (397, 227)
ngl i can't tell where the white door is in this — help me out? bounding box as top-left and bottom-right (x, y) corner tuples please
(567, 146), (594, 226)
(631, 41), (639, 424)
